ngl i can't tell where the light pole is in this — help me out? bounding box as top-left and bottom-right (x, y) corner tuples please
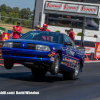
(80, 16), (86, 47)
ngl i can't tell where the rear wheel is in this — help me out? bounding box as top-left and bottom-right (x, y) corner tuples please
(63, 61), (80, 80)
(50, 53), (60, 75)
(4, 59), (14, 69)
(31, 68), (47, 77)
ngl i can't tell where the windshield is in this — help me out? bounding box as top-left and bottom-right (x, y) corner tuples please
(20, 31), (63, 44)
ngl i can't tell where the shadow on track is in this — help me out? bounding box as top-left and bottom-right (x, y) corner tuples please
(0, 71), (71, 83)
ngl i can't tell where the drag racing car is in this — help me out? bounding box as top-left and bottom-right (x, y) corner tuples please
(1, 31), (85, 80)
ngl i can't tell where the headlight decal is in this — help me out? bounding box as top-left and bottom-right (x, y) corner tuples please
(36, 45), (50, 51)
(3, 42), (13, 48)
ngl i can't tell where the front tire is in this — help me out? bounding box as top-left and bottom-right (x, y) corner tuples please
(63, 61), (80, 80)
(4, 59), (14, 69)
(50, 53), (60, 75)
(31, 68), (47, 77)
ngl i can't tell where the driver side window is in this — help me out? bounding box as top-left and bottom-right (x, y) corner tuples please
(64, 35), (76, 49)
(64, 35), (72, 47)
(70, 39), (76, 49)
(64, 35), (71, 43)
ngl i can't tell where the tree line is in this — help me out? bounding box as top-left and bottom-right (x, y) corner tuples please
(0, 4), (34, 28)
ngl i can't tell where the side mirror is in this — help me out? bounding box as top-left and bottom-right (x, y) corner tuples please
(64, 42), (72, 46)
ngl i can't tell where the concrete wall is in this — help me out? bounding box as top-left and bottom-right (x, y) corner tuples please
(48, 25), (100, 37)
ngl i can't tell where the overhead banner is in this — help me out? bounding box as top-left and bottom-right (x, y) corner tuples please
(45, 2), (99, 15)
(95, 43), (100, 58)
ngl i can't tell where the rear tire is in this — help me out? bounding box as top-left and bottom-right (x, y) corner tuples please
(50, 53), (60, 75)
(31, 68), (47, 77)
(4, 59), (14, 69)
(63, 61), (80, 80)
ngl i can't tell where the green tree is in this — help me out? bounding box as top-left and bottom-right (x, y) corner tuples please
(20, 8), (32, 19)
(13, 7), (20, 13)
(1, 11), (7, 16)
(0, 4), (7, 13)
(0, 4), (33, 27)
(31, 10), (34, 20)
(6, 6), (13, 14)
(20, 8), (28, 19)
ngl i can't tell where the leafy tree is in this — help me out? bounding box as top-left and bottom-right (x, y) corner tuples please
(6, 6), (13, 14)
(0, 4), (33, 27)
(20, 8), (28, 19)
(0, 4), (7, 12)
(1, 11), (7, 16)
(13, 7), (19, 13)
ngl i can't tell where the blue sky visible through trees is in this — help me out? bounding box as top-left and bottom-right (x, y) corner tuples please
(0, 0), (35, 11)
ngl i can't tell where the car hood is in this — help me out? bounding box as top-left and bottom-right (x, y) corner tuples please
(5, 39), (63, 48)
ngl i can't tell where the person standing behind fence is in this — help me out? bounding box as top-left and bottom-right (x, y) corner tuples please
(33, 25), (40, 31)
(12, 22), (22, 39)
(69, 29), (75, 42)
(40, 23), (50, 32)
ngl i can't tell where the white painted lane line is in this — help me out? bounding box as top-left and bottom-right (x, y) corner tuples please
(0, 64), (23, 67)
(85, 61), (100, 63)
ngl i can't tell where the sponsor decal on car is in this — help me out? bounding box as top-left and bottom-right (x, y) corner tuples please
(48, 53), (52, 57)
(70, 50), (75, 56)
(66, 48), (75, 56)
(48, 52), (56, 57)
(76, 61), (79, 64)
(65, 62), (68, 66)
(52, 52), (56, 56)
(65, 57), (67, 61)
(50, 57), (54, 61)
(68, 64), (70, 67)
(67, 59), (70, 62)
(52, 47), (56, 51)
(63, 57), (65, 61)
(61, 62), (64, 64)
(74, 60), (76, 64)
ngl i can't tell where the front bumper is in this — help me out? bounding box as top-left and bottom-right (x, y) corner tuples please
(1, 47), (53, 64)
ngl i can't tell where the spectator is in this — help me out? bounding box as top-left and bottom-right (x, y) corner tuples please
(40, 23), (50, 31)
(65, 30), (69, 36)
(40, 23), (52, 41)
(33, 25), (40, 31)
(69, 29), (75, 42)
(12, 22), (22, 39)
(94, 35), (98, 38)
(40, 27), (43, 31)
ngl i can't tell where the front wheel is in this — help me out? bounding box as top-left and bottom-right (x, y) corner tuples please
(4, 59), (14, 69)
(31, 68), (47, 77)
(50, 53), (60, 75)
(63, 61), (80, 80)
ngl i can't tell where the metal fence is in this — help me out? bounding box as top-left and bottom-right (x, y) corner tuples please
(0, 16), (35, 28)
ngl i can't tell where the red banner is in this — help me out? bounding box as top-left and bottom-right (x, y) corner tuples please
(2, 33), (10, 41)
(95, 43), (100, 58)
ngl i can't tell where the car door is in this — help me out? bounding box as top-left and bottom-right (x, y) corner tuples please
(68, 37), (79, 69)
(61, 35), (76, 69)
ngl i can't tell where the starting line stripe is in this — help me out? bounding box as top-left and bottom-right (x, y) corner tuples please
(0, 64), (22, 66)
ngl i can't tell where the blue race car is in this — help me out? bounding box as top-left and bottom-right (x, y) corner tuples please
(1, 31), (85, 80)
